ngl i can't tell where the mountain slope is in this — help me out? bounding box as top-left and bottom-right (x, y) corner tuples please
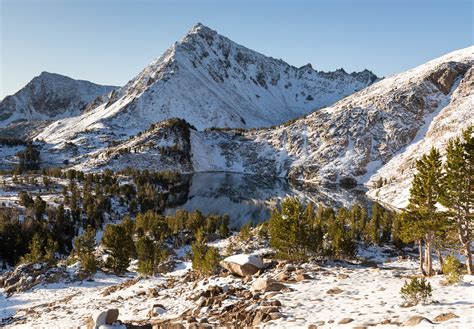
(78, 46), (473, 209)
(35, 23), (377, 146)
(366, 64), (474, 208)
(0, 72), (117, 128)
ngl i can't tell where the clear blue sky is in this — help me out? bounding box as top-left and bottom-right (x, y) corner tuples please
(1, 0), (472, 99)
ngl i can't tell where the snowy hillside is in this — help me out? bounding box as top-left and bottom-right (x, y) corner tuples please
(34, 23), (377, 146)
(78, 46), (473, 209)
(366, 63), (474, 208)
(0, 72), (117, 128)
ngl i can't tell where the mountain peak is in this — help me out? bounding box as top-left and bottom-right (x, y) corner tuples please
(186, 22), (216, 39)
(36, 71), (67, 80)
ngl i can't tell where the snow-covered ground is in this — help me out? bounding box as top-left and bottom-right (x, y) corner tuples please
(1, 241), (472, 328)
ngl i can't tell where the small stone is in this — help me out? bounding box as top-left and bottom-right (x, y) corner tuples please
(276, 272), (291, 281)
(269, 312), (282, 320)
(295, 273), (313, 281)
(264, 292), (281, 299)
(251, 278), (286, 292)
(326, 287), (344, 295)
(270, 300), (282, 307)
(433, 312), (459, 322)
(285, 264), (296, 272)
(338, 318), (354, 324)
(402, 315), (433, 326)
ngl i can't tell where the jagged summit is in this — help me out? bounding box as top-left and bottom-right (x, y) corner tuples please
(186, 22), (215, 36)
(34, 23), (379, 146)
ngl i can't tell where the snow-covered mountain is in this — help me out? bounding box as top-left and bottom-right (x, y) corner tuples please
(79, 46), (473, 208)
(34, 23), (377, 146)
(0, 72), (117, 128)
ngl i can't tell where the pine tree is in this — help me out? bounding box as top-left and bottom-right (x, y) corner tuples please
(136, 236), (155, 275)
(268, 198), (315, 260)
(22, 232), (44, 263)
(44, 237), (58, 263)
(406, 147), (445, 276)
(440, 127), (473, 274)
(191, 228), (220, 276)
(75, 226), (97, 275)
(101, 223), (135, 274)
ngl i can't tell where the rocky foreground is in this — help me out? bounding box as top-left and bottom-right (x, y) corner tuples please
(1, 233), (473, 328)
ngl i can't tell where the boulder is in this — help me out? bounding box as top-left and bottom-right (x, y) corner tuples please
(105, 309), (119, 324)
(251, 278), (286, 292)
(88, 309), (119, 328)
(433, 312), (459, 322)
(156, 259), (176, 274)
(148, 304), (166, 318)
(402, 315), (433, 326)
(220, 254), (265, 277)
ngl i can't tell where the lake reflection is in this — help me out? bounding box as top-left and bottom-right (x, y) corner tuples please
(165, 172), (370, 228)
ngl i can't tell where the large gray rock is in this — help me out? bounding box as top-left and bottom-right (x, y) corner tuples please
(220, 254), (265, 277)
(87, 309), (119, 328)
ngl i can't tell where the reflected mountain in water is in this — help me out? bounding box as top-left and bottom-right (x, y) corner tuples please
(165, 172), (370, 228)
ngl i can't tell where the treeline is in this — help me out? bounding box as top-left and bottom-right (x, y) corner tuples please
(74, 209), (229, 276)
(266, 126), (473, 276)
(0, 169), (187, 267)
(0, 142), (42, 174)
(267, 198), (399, 260)
(0, 203), (75, 267)
(0, 137), (28, 147)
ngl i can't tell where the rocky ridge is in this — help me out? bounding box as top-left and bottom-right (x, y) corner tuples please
(33, 23), (377, 147)
(0, 72), (117, 128)
(77, 46), (473, 209)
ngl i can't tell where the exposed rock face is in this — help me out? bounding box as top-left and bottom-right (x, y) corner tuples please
(79, 118), (194, 172)
(428, 61), (470, 94)
(0, 262), (69, 296)
(0, 72), (117, 128)
(367, 62), (474, 208)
